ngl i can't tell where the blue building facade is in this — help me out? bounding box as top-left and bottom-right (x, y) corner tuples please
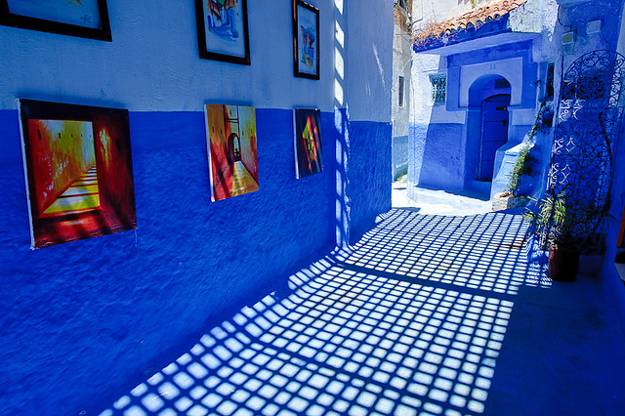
(408, 0), (625, 324)
(408, 0), (559, 199)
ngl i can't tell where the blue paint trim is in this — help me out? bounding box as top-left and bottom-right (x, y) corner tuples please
(446, 40), (537, 112)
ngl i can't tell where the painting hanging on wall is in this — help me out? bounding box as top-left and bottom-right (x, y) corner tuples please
(19, 99), (136, 249)
(205, 104), (259, 201)
(195, 0), (250, 65)
(294, 108), (323, 178)
(0, 0), (111, 41)
(292, 0), (320, 79)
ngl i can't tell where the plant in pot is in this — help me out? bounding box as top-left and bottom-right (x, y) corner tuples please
(525, 192), (583, 281)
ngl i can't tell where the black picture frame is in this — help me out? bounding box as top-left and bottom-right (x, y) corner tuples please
(292, 0), (320, 80)
(195, 0), (251, 65)
(0, 0), (112, 41)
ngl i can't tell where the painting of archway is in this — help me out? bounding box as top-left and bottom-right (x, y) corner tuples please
(205, 104), (259, 201)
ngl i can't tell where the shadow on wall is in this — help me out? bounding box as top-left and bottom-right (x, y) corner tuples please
(411, 121), (466, 193)
(334, 0), (393, 247)
(334, 0), (350, 248)
(100, 209), (549, 416)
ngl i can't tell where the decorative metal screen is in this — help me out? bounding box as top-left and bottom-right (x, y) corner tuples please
(542, 50), (625, 252)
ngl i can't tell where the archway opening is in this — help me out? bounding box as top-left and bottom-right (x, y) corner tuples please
(467, 75), (511, 191)
(227, 132), (242, 163)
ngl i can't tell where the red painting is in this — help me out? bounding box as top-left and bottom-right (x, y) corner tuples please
(19, 99), (136, 248)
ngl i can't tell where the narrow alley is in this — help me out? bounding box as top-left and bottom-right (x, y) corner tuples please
(103, 210), (625, 416)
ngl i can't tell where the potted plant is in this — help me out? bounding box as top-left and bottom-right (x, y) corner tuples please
(526, 193), (580, 281)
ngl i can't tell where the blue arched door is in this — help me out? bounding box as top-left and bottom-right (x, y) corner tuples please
(477, 94), (510, 180)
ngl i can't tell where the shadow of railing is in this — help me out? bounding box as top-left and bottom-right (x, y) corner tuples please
(99, 209), (549, 416)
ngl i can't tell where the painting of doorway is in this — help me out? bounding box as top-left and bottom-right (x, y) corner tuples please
(19, 99), (136, 248)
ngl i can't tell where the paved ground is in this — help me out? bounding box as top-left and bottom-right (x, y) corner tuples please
(392, 184), (492, 217)
(100, 209), (625, 416)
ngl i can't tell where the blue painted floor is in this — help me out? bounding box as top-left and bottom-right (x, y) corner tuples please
(99, 210), (625, 415)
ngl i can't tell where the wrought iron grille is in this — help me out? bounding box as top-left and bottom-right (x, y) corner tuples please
(540, 50), (625, 252)
(430, 74), (446, 105)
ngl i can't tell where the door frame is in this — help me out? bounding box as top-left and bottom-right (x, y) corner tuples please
(476, 93), (511, 181)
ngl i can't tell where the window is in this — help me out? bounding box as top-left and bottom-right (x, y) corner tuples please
(398, 76), (405, 107)
(430, 74), (446, 105)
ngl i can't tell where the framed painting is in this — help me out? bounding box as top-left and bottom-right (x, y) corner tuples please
(618, 207), (625, 248)
(195, 0), (250, 65)
(292, 0), (320, 79)
(293, 108), (323, 178)
(0, 0), (112, 41)
(205, 104), (259, 201)
(19, 99), (136, 248)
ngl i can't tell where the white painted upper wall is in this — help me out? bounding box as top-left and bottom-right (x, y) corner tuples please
(344, 0), (393, 122)
(392, 6), (413, 137)
(0, 0), (390, 115)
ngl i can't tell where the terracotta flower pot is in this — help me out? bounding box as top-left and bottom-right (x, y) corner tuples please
(548, 245), (580, 282)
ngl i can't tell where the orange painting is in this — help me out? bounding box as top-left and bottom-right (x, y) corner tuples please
(19, 100), (136, 248)
(205, 104), (259, 201)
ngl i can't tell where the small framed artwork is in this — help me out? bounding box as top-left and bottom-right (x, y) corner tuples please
(19, 99), (136, 248)
(195, 0), (251, 65)
(292, 0), (320, 79)
(294, 108), (323, 178)
(205, 104), (259, 201)
(0, 0), (112, 41)
(618, 207), (625, 248)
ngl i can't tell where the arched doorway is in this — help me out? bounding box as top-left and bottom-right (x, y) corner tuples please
(467, 75), (512, 187)
(227, 132), (242, 163)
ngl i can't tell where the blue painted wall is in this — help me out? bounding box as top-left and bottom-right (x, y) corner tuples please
(0, 108), (340, 415)
(0, 0), (394, 414)
(413, 123), (466, 191)
(348, 121), (392, 243)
